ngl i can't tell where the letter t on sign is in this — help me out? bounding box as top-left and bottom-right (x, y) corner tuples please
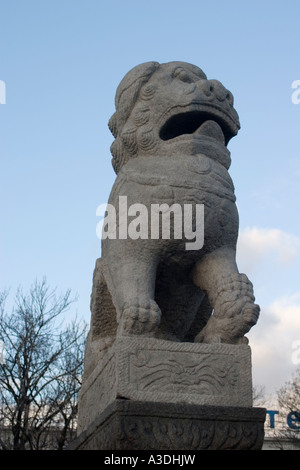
(266, 410), (279, 428)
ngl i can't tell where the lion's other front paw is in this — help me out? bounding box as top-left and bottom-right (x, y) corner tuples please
(194, 328), (222, 344)
(194, 300), (259, 345)
(194, 317), (224, 344)
(118, 298), (161, 336)
(239, 301), (260, 332)
(203, 272), (260, 343)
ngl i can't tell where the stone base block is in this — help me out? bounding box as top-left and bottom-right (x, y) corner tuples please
(77, 337), (253, 434)
(70, 399), (266, 450)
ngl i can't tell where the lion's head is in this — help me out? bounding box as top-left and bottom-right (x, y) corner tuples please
(109, 61), (240, 173)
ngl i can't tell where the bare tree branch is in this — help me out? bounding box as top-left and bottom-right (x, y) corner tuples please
(0, 280), (87, 450)
(273, 368), (300, 449)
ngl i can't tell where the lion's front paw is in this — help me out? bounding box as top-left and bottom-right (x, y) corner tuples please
(238, 301), (260, 334)
(195, 301), (260, 344)
(118, 298), (161, 336)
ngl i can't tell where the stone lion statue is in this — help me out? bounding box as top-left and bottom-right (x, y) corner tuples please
(84, 61), (260, 376)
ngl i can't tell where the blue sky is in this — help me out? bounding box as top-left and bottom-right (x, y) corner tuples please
(1, 0), (300, 400)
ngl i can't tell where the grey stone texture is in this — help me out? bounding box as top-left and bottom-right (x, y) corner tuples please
(76, 61), (265, 450)
(71, 400), (266, 450)
(78, 337), (253, 434)
(85, 61), (260, 369)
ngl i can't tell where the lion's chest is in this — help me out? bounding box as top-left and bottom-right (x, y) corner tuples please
(104, 154), (239, 258)
(110, 154), (235, 207)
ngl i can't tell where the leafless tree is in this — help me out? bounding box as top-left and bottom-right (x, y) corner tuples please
(252, 384), (266, 407)
(0, 279), (87, 450)
(273, 368), (300, 449)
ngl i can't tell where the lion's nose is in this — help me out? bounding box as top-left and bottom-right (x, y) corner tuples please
(196, 79), (234, 105)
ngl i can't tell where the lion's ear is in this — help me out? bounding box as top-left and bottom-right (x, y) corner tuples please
(108, 113), (118, 137)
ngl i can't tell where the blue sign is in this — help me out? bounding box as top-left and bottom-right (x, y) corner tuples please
(266, 410), (300, 429)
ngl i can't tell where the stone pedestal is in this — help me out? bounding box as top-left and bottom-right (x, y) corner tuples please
(71, 399), (265, 450)
(72, 337), (265, 450)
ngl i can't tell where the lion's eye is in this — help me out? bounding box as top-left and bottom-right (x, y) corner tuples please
(173, 68), (192, 83)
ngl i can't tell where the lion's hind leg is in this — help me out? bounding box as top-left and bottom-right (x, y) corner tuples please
(82, 258), (118, 379)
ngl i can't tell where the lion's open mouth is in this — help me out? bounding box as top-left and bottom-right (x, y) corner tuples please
(159, 109), (237, 146)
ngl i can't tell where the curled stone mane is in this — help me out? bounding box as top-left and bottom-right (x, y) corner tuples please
(109, 61), (159, 173)
(109, 61), (208, 173)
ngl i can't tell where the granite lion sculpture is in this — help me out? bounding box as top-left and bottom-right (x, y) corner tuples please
(84, 61), (260, 376)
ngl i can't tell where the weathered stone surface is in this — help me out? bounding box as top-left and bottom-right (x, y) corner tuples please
(84, 61), (260, 375)
(78, 337), (253, 434)
(75, 62), (265, 451)
(71, 400), (266, 450)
